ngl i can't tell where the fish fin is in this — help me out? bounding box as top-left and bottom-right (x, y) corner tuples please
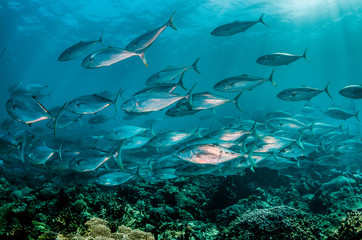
(32, 96), (51, 116)
(302, 48), (311, 63)
(192, 57), (201, 74)
(307, 122), (315, 136)
(168, 11), (177, 30)
(324, 82), (332, 99)
(99, 30), (104, 45)
(53, 102), (67, 137)
(233, 92), (243, 113)
(58, 142), (63, 162)
(273, 152), (278, 161)
(186, 83), (197, 107)
(150, 121), (156, 136)
(258, 13), (268, 26)
(177, 72), (188, 91)
(139, 51), (148, 67)
(114, 87), (124, 112)
(193, 125), (202, 138)
(114, 139), (126, 169)
(296, 134), (304, 150)
(269, 69), (277, 87)
(250, 121), (261, 139)
(212, 108), (216, 114)
(246, 144), (257, 169)
(355, 110), (360, 121)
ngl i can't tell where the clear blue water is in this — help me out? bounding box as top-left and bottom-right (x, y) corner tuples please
(1, 0), (361, 135)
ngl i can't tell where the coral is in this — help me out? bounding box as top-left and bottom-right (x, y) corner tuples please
(57, 217), (154, 240)
(327, 210), (362, 240)
(220, 206), (324, 240)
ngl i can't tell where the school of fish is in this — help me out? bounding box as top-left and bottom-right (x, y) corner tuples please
(1, 12), (361, 187)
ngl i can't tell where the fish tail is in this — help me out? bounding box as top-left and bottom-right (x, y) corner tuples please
(186, 83), (197, 107)
(114, 87), (125, 112)
(324, 82), (332, 99)
(168, 11), (177, 30)
(53, 102), (67, 137)
(114, 139), (126, 169)
(269, 69), (277, 87)
(177, 72), (188, 91)
(246, 144), (257, 170)
(139, 51), (148, 67)
(259, 14), (268, 26)
(192, 57), (201, 74)
(233, 92), (243, 112)
(303, 48), (311, 63)
(355, 110), (360, 121)
(99, 30), (104, 45)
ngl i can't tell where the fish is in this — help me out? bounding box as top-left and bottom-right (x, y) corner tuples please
(265, 117), (311, 132)
(256, 48), (310, 66)
(6, 95), (65, 132)
(29, 145), (62, 165)
(95, 171), (134, 186)
(0, 134), (18, 155)
(175, 144), (242, 165)
(121, 86), (193, 114)
(277, 82), (332, 101)
(125, 11), (177, 52)
(325, 107), (359, 121)
(145, 58), (200, 86)
(214, 69), (276, 93)
(266, 110), (293, 119)
(211, 14), (267, 36)
(81, 47), (147, 69)
(189, 91), (243, 112)
(314, 155), (343, 167)
(105, 125), (152, 141)
(339, 85), (362, 99)
(58, 31), (104, 61)
(122, 136), (151, 150)
(147, 130), (197, 148)
(66, 88), (123, 115)
(9, 82), (50, 99)
(134, 74), (186, 96)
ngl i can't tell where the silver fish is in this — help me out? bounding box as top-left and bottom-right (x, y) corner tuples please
(189, 91), (242, 112)
(105, 125), (151, 141)
(266, 110), (293, 119)
(325, 107), (359, 121)
(265, 117), (310, 132)
(123, 136), (151, 150)
(95, 171), (133, 186)
(175, 144), (242, 165)
(81, 47), (147, 69)
(214, 69), (276, 92)
(211, 14), (267, 36)
(256, 48), (310, 66)
(58, 31), (103, 61)
(134, 75), (186, 96)
(146, 58), (200, 86)
(66, 89), (123, 115)
(125, 11), (177, 52)
(339, 85), (362, 99)
(9, 82), (50, 98)
(6, 95), (65, 129)
(121, 91), (189, 114)
(29, 145), (61, 165)
(147, 131), (195, 148)
(277, 82), (332, 101)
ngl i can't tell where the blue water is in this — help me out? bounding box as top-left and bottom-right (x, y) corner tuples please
(0, 0), (361, 131)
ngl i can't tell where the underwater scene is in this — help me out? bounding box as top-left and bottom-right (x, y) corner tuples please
(1, 0), (362, 239)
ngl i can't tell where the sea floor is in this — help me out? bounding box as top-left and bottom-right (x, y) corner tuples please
(0, 167), (361, 239)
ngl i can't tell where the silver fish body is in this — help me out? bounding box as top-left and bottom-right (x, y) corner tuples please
(325, 107), (359, 121)
(211, 14), (267, 36)
(58, 32), (103, 61)
(339, 85), (362, 99)
(81, 47), (147, 69)
(175, 144), (241, 165)
(214, 70), (275, 92)
(257, 48), (310, 66)
(277, 83), (331, 101)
